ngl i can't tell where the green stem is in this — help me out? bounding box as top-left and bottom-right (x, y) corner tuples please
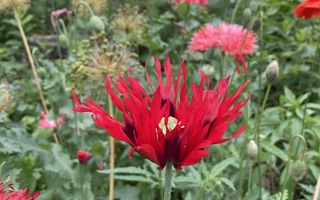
(293, 41), (320, 160)
(108, 95), (115, 200)
(280, 135), (307, 200)
(253, 84), (271, 140)
(230, 0), (242, 23)
(247, 160), (253, 197)
(252, 83), (271, 199)
(229, 14), (255, 85)
(219, 53), (224, 79)
(164, 163), (173, 200)
(75, 2), (95, 16)
(74, 2), (95, 54)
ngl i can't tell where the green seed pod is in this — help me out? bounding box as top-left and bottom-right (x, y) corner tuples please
(291, 160), (307, 181)
(266, 60), (279, 82)
(247, 140), (258, 159)
(243, 8), (252, 21)
(89, 15), (105, 32)
(252, 18), (261, 32)
(249, 1), (259, 12)
(58, 34), (69, 48)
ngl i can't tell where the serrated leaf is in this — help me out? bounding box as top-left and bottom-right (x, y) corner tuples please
(220, 177), (235, 191)
(261, 141), (289, 161)
(299, 183), (315, 194)
(45, 144), (73, 180)
(98, 166), (148, 175)
(113, 175), (154, 183)
(268, 189), (288, 200)
(209, 157), (238, 177)
(0, 129), (46, 155)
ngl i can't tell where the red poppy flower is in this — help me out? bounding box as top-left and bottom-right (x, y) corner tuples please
(0, 176), (40, 200)
(76, 150), (91, 164)
(293, 0), (320, 19)
(72, 55), (250, 170)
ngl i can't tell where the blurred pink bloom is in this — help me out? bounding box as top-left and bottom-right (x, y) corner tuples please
(51, 8), (72, 31)
(175, 0), (208, 5)
(39, 112), (64, 129)
(189, 22), (258, 74)
(97, 161), (107, 170)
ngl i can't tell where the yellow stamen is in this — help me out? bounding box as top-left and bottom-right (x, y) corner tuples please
(158, 116), (178, 135)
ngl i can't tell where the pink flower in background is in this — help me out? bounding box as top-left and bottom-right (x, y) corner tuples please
(175, 0), (208, 5)
(189, 24), (220, 51)
(189, 22), (258, 74)
(51, 8), (72, 31)
(38, 112), (64, 129)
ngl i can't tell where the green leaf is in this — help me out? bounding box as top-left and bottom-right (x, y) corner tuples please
(45, 144), (74, 180)
(220, 177), (235, 191)
(98, 166), (148, 175)
(284, 87), (295, 103)
(268, 189), (288, 200)
(114, 185), (140, 200)
(261, 141), (289, 161)
(113, 175), (154, 183)
(209, 157), (238, 177)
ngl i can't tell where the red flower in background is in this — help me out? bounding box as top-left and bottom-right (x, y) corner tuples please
(189, 22), (258, 74)
(175, 0), (208, 5)
(0, 176), (40, 200)
(72, 55), (249, 170)
(294, 0), (320, 19)
(76, 150), (91, 164)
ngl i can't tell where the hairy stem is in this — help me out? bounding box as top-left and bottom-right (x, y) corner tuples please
(164, 163), (173, 200)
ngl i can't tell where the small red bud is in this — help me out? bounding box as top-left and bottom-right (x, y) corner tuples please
(76, 150), (91, 164)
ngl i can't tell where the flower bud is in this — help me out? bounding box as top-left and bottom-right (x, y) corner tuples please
(252, 18), (261, 32)
(77, 150), (91, 164)
(249, 1), (259, 12)
(266, 60), (279, 82)
(247, 140), (258, 159)
(243, 8), (252, 21)
(89, 15), (105, 32)
(291, 160), (307, 181)
(200, 64), (215, 76)
(58, 34), (69, 48)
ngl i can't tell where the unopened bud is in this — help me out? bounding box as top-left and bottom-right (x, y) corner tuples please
(58, 34), (69, 48)
(200, 64), (215, 76)
(247, 140), (258, 159)
(291, 160), (307, 181)
(252, 18), (261, 32)
(243, 8), (252, 21)
(89, 15), (105, 32)
(77, 150), (91, 164)
(266, 60), (279, 82)
(249, 1), (259, 12)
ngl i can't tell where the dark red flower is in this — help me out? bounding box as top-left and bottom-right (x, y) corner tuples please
(72, 55), (250, 170)
(0, 176), (40, 200)
(294, 0), (320, 19)
(76, 150), (91, 164)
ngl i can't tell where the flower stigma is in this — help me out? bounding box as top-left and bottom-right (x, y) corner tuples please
(158, 116), (178, 135)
